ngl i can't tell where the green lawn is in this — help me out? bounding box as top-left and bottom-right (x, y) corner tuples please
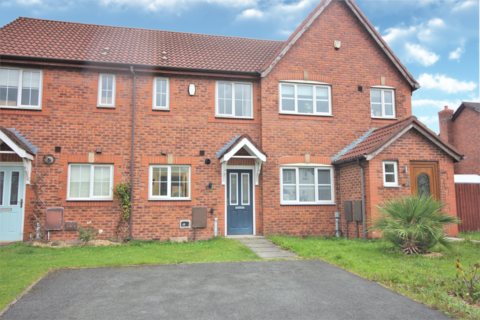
(0, 238), (259, 311)
(460, 232), (480, 242)
(269, 235), (480, 320)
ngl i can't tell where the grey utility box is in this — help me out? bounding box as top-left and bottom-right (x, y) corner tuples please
(192, 207), (207, 228)
(344, 201), (353, 222)
(354, 200), (363, 222)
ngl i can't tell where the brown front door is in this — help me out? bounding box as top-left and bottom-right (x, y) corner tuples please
(410, 161), (440, 200)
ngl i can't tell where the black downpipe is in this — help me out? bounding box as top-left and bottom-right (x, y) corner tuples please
(129, 66), (136, 240)
(357, 159), (366, 239)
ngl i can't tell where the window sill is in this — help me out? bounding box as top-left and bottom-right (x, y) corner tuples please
(0, 106), (42, 111)
(97, 105), (116, 109)
(383, 185), (401, 188)
(281, 203), (336, 206)
(148, 199), (191, 201)
(215, 116), (254, 120)
(66, 199), (114, 202)
(371, 117), (397, 120)
(152, 108), (170, 112)
(279, 112), (333, 117)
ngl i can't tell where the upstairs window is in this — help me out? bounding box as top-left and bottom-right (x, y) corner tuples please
(0, 68), (42, 109)
(279, 82), (332, 116)
(97, 74), (116, 108)
(371, 88), (395, 118)
(216, 81), (253, 118)
(153, 77), (169, 110)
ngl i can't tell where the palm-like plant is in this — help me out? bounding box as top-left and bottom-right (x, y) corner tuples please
(371, 195), (461, 254)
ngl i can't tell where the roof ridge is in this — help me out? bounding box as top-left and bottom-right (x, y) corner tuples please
(12, 17), (284, 43)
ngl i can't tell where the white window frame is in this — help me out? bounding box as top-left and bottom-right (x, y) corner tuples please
(280, 166), (335, 205)
(0, 67), (43, 110)
(383, 161), (398, 187)
(152, 77), (170, 110)
(67, 164), (114, 201)
(97, 73), (116, 108)
(241, 172), (250, 205)
(370, 88), (395, 119)
(279, 82), (332, 116)
(215, 81), (254, 119)
(149, 165), (191, 200)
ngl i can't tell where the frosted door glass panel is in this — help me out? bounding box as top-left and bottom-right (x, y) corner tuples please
(242, 174), (249, 205)
(10, 172), (20, 205)
(0, 172), (4, 206)
(230, 174), (238, 205)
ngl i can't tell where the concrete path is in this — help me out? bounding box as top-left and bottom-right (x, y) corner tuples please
(1, 260), (450, 320)
(234, 236), (298, 259)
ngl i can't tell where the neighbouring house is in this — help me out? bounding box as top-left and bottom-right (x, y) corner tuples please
(0, 0), (463, 242)
(439, 102), (480, 175)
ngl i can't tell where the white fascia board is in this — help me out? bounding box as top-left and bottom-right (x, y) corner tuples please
(0, 130), (31, 159)
(222, 138), (266, 163)
(454, 175), (480, 184)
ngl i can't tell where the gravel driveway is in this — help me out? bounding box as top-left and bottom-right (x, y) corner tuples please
(2, 260), (450, 320)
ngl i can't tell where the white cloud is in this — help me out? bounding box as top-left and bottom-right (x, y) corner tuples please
(413, 99), (462, 110)
(236, 8), (263, 20)
(405, 43), (440, 66)
(448, 47), (464, 61)
(452, 0), (477, 12)
(382, 26), (416, 45)
(418, 74), (477, 93)
(418, 115), (439, 124)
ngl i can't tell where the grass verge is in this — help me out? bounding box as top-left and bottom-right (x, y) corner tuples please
(269, 235), (480, 320)
(0, 237), (258, 311)
(459, 232), (480, 242)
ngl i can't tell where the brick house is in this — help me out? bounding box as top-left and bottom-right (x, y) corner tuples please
(439, 102), (480, 175)
(0, 0), (463, 242)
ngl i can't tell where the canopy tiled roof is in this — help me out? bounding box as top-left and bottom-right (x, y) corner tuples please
(0, 126), (38, 156)
(333, 116), (463, 164)
(217, 134), (266, 160)
(0, 17), (284, 73)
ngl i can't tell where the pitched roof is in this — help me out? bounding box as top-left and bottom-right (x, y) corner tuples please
(0, 17), (284, 73)
(217, 134), (266, 160)
(452, 101), (480, 121)
(261, 0), (419, 90)
(0, 126), (38, 156)
(333, 116), (463, 164)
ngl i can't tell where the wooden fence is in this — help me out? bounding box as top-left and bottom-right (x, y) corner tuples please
(455, 183), (480, 232)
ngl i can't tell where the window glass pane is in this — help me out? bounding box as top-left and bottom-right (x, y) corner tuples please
(283, 186), (296, 201)
(10, 172), (19, 205)
(151, 167), (169, 197)
(218, 83), (233, 115)
(80, 182), (90, 197)
(283, 169), (296, 184)
(230, 173), (237, 205)
(385, 174), (395, 183)
(234, 83), (252, 117)
(299, 168), (314, 184)
(0, 172), (4, 206)
(318, 186), (332, 201)
(152, 181), (160, 196)
(281, 98), (295, 111)
(107, 76), (113, 90)
(385, 164), (395, 173)
(180, 167), (189, 198)
(316, 87), (328, 99)
(299, 186), (315, 202)
(385, 103), (393, 116)
(371, 103), (382, 117)
(371, 90), (381, 103)
(316, 100), (329, 113)
(297, 85), (313, 113)
(281, 84), (294, 98)
(93, 167), (110, 197)
(0, 69), (19, 107)
(171, 167), (188, 198)
(156, 79), (167, 107)
(384, 91), (392, 103)
(242, 174), (249, 205)
(318, 170), (331, 185)
(69, 165), (91, 198)
(417, 173), (430, 196)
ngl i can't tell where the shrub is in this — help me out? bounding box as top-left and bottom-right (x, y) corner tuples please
(78, 225), (99, 246)
(371, 195), (460, 254)
(455, 259), (480, 303)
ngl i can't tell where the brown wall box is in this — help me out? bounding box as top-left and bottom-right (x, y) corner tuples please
(45, 207), (64, 231)
(192, 207), (207, 228)
(64, 221), (78, 231)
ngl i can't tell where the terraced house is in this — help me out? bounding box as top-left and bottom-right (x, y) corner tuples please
(0, 0), (463, 242)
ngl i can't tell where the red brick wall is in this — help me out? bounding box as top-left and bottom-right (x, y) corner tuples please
(366, 129), (458, 237)
(259, 1), (413, 236)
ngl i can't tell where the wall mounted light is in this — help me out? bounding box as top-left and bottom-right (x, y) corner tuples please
(188, 84), (196, 96)
(206, 182), (213, 190)
(334, 40), (341, 50)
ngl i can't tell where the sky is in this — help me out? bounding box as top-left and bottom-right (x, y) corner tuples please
(0, 0), (479, 133)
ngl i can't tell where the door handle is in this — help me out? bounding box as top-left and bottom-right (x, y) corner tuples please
(20, 199), (23, 208)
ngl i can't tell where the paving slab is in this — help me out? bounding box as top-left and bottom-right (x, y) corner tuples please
(1, 260), (450, 320)
(235, 236), (299, 260)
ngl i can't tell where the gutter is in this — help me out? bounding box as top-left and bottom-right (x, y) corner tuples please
(357, 159), (366, 239)
(129, 66), (136, 240)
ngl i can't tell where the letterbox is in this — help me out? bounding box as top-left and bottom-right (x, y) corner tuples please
(354, 200), (363, 222)
(192, 207), (207, 228)
(344, 201), (353, 222)
(45, 207), (64, 231)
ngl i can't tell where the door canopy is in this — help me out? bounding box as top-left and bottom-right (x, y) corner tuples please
(0, 126), (39, 184)
(217, 134), (267, 185)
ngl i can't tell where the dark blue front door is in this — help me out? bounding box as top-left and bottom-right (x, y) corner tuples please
(227, 170), (253, 235)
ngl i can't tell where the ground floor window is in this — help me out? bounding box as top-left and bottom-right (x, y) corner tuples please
(67, 164), (113, 200)
(149, 165), (190, 200)
(383, 161), (398, 187)
(281, 167), (334, 205)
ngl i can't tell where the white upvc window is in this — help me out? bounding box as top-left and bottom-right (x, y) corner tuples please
(149, 165), (191, 200)
(97, 74), (116, 108)
(383, 161), (398, 187)
(153, 77), (170, 110)
(281, 167), (335, 205)
(371, 88), (395, 118)
(279, 82), (332, 116)
(0, 67), (43, 109)
(216, 81), (253, 118)
(67, 164), (114, 201)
